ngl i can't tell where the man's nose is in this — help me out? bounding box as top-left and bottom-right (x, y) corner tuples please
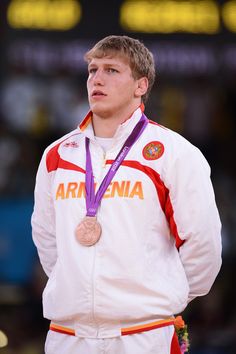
(93, 69), (104, 85)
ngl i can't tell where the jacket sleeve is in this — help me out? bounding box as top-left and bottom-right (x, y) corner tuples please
(31, 150), (57, 277)
(164, 139), (222, 302)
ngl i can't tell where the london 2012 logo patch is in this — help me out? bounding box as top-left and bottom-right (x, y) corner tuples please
(142, 141), (164, 160)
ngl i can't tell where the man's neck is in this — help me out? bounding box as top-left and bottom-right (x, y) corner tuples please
(92, 116), (123, 138)
(92, 105), (140, 138)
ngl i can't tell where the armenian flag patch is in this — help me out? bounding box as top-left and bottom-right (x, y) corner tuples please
(142, 141), (164, 160)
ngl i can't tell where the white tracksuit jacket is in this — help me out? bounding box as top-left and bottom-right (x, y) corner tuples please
(31, 107), (222, 338)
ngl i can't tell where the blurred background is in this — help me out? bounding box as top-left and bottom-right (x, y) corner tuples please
(0, 0), (235, 353)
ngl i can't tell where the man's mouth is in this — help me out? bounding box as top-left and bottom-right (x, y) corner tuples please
(92, 90), (107, 97)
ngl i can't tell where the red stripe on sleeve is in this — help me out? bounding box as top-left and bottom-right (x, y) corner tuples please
(165, 195), (185, 249)
(46, 143), (61, 172)
(58, 159), (85, 174)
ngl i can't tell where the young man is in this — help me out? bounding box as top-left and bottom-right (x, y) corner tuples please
(32, 35), (222, 354)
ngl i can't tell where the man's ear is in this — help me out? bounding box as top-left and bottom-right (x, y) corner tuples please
(134, 77), (149, 98)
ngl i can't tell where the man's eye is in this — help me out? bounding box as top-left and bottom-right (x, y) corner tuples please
(89, 68), (97, 74)
(107, 68), (118, 73)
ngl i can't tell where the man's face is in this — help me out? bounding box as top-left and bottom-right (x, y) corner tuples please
(87, 55), (140, 119)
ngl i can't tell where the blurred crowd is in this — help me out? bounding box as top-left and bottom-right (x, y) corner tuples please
(0, 68), (236, 353)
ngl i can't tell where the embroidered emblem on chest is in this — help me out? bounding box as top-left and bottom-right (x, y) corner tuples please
(142, 141), (164, 160)
(63, 141), (79, 148)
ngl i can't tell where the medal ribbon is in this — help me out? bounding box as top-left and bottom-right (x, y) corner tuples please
(85, 113), (148, 217)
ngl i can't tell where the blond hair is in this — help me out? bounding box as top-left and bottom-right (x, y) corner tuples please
(84, 35), (156, 103)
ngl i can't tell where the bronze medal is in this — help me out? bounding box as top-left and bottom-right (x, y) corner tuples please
(75, 216), (102, 246)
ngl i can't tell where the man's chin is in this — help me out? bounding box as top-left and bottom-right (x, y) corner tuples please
(91, 105), (111, 119)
